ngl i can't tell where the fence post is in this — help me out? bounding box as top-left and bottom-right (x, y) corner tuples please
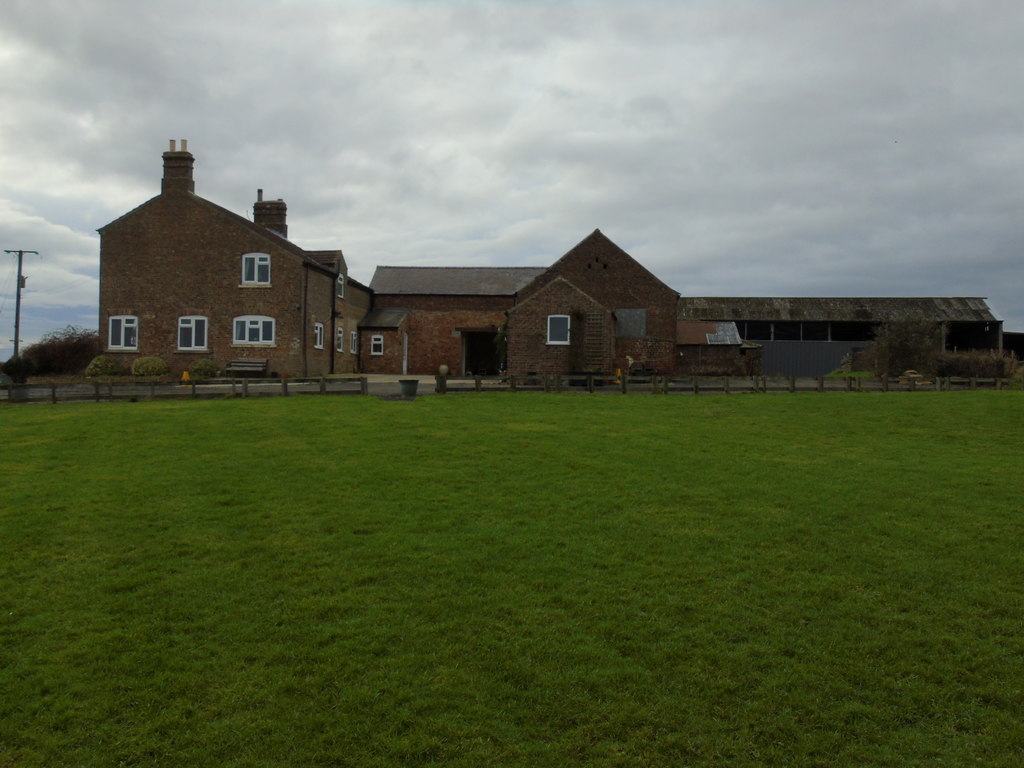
(150, 382), (156, 399)
(475, 376), (482, 393)
(724, 376), (730, 394)
(360, 377), (368, 395)
(242, 379), (249, 398)
(587, 375), (594, 394)
(51, 384), (57, 404)
(319, 377), (326, 394)
(509, 375), (517, 392)
(845, 377), (852, 392)
(789, 376), (796, 393)
(693, 377), (699, 395)
(191, 381), (197, 399)
(881, 375), (888, 392)
(281, 378), (289, 396)
(970, 377), (977, 390)
(817, 377), (824, 392)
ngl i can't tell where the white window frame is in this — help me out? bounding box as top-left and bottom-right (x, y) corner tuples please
(177, 316), (208, 351)
(233, 315), (276, 345)
(370, 334), (384, 356)
(109, 315), (138, 350)
(241, 252), (271, 285)
(547, 314), (571, 346)
(336, 274), (346, 298)
(350, 330), (358, 354)
(336, 326), (345, 352)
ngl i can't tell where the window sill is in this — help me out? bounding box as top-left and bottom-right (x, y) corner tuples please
(546, 341), (571, 346)
(231, 343), (277, 348)
(175, 349), (210, 354)
(238, 283), (272, 289)
(106, 348), (138, 353)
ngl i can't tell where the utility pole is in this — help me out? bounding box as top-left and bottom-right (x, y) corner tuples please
(5, 249), (38, 357)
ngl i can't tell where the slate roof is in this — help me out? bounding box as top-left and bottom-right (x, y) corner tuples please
(359, 308), (409, 328)
(370, 266), (547, 296)
(678, 297), (997, 323)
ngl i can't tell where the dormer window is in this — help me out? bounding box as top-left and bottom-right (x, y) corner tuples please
(242, 252), (270, 285)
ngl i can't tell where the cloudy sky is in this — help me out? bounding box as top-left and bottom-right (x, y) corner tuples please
(1, 0), (1021, 358)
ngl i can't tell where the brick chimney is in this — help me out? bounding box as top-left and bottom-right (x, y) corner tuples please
(161, 139), (195, 194)
(253, 188), (288, 238)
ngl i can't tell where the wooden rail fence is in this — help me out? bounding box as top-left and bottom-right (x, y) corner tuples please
(1, 374), (1013, 404)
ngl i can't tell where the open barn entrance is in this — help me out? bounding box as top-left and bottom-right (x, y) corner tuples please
(461, 329), (501, 376)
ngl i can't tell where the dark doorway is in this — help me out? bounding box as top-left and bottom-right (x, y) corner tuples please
(462, 330), (501, 375)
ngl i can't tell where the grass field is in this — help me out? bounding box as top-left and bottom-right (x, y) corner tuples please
(2, 392), (1022, 767)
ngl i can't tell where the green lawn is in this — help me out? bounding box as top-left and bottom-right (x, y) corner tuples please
(2, 392), (1022, 767)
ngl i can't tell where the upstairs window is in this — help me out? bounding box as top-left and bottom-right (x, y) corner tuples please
(337, 274), (346, 298)
(336, 326), (345, 352)
(178, 316), (208, 350)
(547, 314), (570, 345)
(370, 334), (384, 356)
(233, 315), (275, 345)
(314, 322), (324, 349)
(109, 315), (138, 350)
(241, 252), (270, 285)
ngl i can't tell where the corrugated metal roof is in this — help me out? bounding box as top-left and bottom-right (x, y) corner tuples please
(359, 308), (409, 328)
(370, 266), (547, 296)
(678, 297), (997, 323)
(677, 321), (742, 345)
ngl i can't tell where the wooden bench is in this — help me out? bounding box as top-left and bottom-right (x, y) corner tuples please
(226, 358), (268, 376)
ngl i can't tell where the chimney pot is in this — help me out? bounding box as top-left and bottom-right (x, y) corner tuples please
(169, 139), (176, 152)
(181, 139), (188, 152)
(257, 188), (263, 202)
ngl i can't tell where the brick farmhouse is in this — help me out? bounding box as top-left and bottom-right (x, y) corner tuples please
(98, 144), (1002, 378)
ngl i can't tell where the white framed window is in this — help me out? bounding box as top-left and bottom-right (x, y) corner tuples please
(241, 252), (270, 285)
(336, 326), (345, 352)
(547, 314), (570, 345)
(233, 315), (275, 345)
(314, 322), (324, 349)
(370, 334), (384, 356)
(109, 315), (138, 350)
(336, 274), (346, 298)
(350, 330), (358, 354)
(178, 316), (208, 350)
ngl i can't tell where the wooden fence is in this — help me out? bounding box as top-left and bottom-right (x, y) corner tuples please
(433, 373), (1014, 395)
(0, 376), (369, 404)
(0, 373), (1013, 404)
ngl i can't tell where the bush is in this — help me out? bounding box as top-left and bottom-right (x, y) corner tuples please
(936, 350), (1018, 379)
(188, 358), (219, 381)
(855, 320), (942, 376)
(2, 355), (35, 384)
(131, 357), (169, 377)
(22, 326), (100, 376)
(85, 355), (125, 378)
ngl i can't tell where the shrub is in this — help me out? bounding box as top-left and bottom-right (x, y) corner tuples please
(22, 326), (100, 376)
(131, 357), (169, 377)
(188, 358), (219, 381)
(936, 350), (1018, 379)
(855, 320), (942, 376)
(2, 355), (35, 384)
(85, 355), (125, 378)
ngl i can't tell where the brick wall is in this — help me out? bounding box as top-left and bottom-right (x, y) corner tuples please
(507, 231), (679, 375)
(99, 187), (336, 378)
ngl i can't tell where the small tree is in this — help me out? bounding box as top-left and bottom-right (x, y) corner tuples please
(22, 326), (100, 376)
(2, 355), (35, 384)
(857, 320), (943, 376)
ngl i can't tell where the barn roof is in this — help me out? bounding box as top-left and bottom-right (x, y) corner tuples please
(678, 297), (997, 323)
(359, 308), (409, 329)
(677, 321), (743, 345)
(370, 266), (547, 296)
